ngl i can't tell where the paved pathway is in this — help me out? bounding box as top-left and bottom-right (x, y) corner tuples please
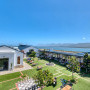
(0, 62), (32, 75)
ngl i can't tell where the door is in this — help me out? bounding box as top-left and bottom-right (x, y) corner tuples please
(0, 58), (8, 71)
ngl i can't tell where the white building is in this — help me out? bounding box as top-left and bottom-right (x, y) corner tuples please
(0, 46), (23, 71)
(18, 45), (39, 58)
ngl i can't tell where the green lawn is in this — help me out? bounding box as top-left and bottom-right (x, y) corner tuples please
(44, 75), (72, 90)
(0, 78), (21, 90)
(0, 72), (21, 82)
(0, 57), (90, 90)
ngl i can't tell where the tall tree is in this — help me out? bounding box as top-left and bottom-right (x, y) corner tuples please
(39, 49), (46, 58)
(84, 53), (90, 73)
(67, 56), (80, 79)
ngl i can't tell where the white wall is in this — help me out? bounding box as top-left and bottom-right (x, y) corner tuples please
(0, 52), (14, 70)
(14, 51), (23, 66)
(0, 46), (23, 70)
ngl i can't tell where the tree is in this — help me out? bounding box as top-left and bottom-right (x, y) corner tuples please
(27, 49), (34, 56)
(33, 70), (44, 87)
(84, 53), (88, 73)
(87, 56), (90, 73)
(33, 70), (53, 88)
(43, 70), (53, 86)
(67, 56), (80, 79)
(39, 49), (46, 58)
(29, 49), (34, 53)
(29, 51), (36, 57)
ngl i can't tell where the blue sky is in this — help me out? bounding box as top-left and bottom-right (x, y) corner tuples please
(0, 0), (90, 45)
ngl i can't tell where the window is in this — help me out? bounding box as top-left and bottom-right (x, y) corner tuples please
(17, 56), (20, 64)
(21, 50), (24, 53)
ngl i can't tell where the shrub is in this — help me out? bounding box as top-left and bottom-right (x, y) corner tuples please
(29, 51), (36, 57)
(37, 66), (42, 70)
(33, 70), (53, 87)
(70, 78), (76, 83)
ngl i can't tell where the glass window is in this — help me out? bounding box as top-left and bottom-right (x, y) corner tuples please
(17, 56), (20, 64)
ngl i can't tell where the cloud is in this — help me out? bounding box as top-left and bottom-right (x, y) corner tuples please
(82, 37), (86, 40)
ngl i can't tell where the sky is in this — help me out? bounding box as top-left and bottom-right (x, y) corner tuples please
(0, 0), (90, 45)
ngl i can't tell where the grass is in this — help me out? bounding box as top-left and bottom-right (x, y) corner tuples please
(44, 75), (72, 90)
(22, 69), (37, 77)
(0, 78), (21, 90)
(0, 57), (90, 90)
(60, 69), (72, 75)
(0, 72), (21, 82)
(73, 78), (90, 90)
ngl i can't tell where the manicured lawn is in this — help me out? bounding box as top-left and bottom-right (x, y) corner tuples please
(44, 75), (72, 90)
(22, 69), (37, 77)
(0, 72), (21, 82)
(0, 72), (21, 90)
(73, 78), (90, 90)
(0, 78), (21, 90)
(0, 57), (90, 90)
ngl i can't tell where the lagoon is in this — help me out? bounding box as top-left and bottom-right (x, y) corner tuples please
(37, 46), (90, 52)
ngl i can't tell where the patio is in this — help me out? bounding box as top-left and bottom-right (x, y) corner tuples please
(0, 62), (32, 75)
(17, 77), (38, 90)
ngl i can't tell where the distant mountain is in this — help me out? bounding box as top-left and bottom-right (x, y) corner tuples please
(38, 43), (90, 48)
(69, 43), (90, 48)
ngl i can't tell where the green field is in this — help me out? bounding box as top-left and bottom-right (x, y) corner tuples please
(0, 58), (90, 90)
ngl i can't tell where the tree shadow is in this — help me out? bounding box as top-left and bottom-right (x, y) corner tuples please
(79, 72), (90, 78)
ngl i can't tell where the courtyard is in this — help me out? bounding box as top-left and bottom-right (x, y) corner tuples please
(0, 57), (90, 90)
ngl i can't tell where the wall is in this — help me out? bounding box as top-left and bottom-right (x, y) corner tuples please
(0, 46), (23, 70)
(14, 51), (23, 66)
(0, 52), (14, 70)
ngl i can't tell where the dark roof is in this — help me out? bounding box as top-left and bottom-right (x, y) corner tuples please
(40, 49), (85, 57)
(0, 45), (22, 53)
(18, 45), (31, 50)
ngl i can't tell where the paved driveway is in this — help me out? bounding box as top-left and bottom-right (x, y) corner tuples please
(0, 62), (32, 75)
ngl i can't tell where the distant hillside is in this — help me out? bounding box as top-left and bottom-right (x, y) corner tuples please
(69, 43), (90, 48)
(39, 43), (90, 48)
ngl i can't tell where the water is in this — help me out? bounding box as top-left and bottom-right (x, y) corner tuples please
(36, 46), (90, 52)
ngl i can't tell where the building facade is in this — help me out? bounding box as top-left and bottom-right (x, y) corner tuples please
(0, 46), (23, 71)
(39, 49), (85, 64)
(18, 45), (39, 58)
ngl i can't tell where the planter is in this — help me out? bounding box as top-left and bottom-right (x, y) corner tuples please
(37, 66), (42, 70)
(0, 67), (3, 70)
(32, 63), (38, 66)
(29, 61), (34, 64)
